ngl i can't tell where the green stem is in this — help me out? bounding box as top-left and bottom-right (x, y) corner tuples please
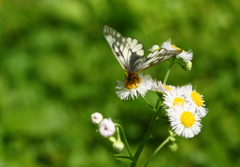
(163, 61), (174, 84)
(115, 123), (134, 159)
(144, 136), (171, 167)
(155, 95), (164, 111)
(130, 107), (162, 167)
(155, 97), (160, 110)
(129, 60), (175, 166)
(141, 96), (157, 112)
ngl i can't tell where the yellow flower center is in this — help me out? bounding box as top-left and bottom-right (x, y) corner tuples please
(171, 45), (182, 50)
(173, 97), (185, 106)
(191, 91), (203, 107)
(124, 73), (141, 89)
(180, 111), (195, 127)
(163, 85), (172, 91)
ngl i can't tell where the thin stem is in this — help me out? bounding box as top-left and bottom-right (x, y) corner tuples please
(141, 96), (157, 112)
(163, 61), (174, 84)
(115, 123), (134, 159)
(130, 107), (162, 167)
(155, 94), (164, 111)
(144, 136), (171, 167)
(155, 97), (160, 110)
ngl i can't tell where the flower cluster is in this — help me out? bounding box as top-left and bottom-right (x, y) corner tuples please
(91, 31), (209, 164)
(153, 83), (208, 138)
(114, 39), (208, 138)
(91, 112), (115, 137)
(91, 112), (124, 152)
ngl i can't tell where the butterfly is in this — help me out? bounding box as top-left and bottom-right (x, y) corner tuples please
(103, 25), (182, 88)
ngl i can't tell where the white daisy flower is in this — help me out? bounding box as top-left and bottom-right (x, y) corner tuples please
(151, 80), (175, 93)
(161, 39), (193, 62)
(163, 86), (186, 108)
(116, 73), (153, 100)
(177, 50), (193, 62)
(167, 104), (202, 138)
(183, 84), (208, 118)
(99, 118), (116, 138)
(161, 39), (178, 51)
(91, 112), (103, 124)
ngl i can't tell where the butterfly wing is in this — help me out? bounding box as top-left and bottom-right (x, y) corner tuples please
(133, 48), (182, 73)
(103, 25), (144, 73)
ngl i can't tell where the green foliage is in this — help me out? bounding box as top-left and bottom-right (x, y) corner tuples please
(0, 0), (240, 166)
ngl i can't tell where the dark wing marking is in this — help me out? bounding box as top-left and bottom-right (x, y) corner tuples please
(103, 25), (144, 72)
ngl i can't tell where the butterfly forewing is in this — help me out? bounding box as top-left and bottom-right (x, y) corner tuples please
(103, 25), (144, 72)
(103, 25), (182, 74)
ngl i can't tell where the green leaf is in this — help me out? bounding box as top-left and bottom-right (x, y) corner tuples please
(113, 155), (134, 163)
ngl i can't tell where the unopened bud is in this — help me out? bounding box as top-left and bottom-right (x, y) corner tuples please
(109, 137), (116, 143)
(169, 129), (174, 136)
(178, 60), (192, 71)
(169, 143), (178, 152)
(169, 136), (176, 142)
(185, 60), (192, 70)
(99, 118), (115, 137)
(113, 141), (124, 152)
(149, 45), (160, 52)
(91, 112), (103, 124)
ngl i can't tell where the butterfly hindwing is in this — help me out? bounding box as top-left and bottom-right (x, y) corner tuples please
(103, 25), (144, 72)
(134, 48), (182, 73)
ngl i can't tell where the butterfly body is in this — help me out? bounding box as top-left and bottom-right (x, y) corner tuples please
(124, 72), (141, 89)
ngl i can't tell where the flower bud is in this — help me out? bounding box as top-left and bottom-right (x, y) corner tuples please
(109, 137), (116, 143)
(91, 112), (103, 124)
(178, 59), (192, 71)
(169, 136), (176, 142)
(185, 60), (192, 71)
(99, 118), (116, 137)
(112, 141), (124, 152)
(169, 143), (178, 152)
(168, 129), (174, 136)
(149, 45), (160, 52)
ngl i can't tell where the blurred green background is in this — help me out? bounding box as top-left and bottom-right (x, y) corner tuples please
(1, 0), (240, 167)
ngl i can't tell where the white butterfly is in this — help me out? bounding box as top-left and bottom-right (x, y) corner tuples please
(103, 25), (182, 83)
